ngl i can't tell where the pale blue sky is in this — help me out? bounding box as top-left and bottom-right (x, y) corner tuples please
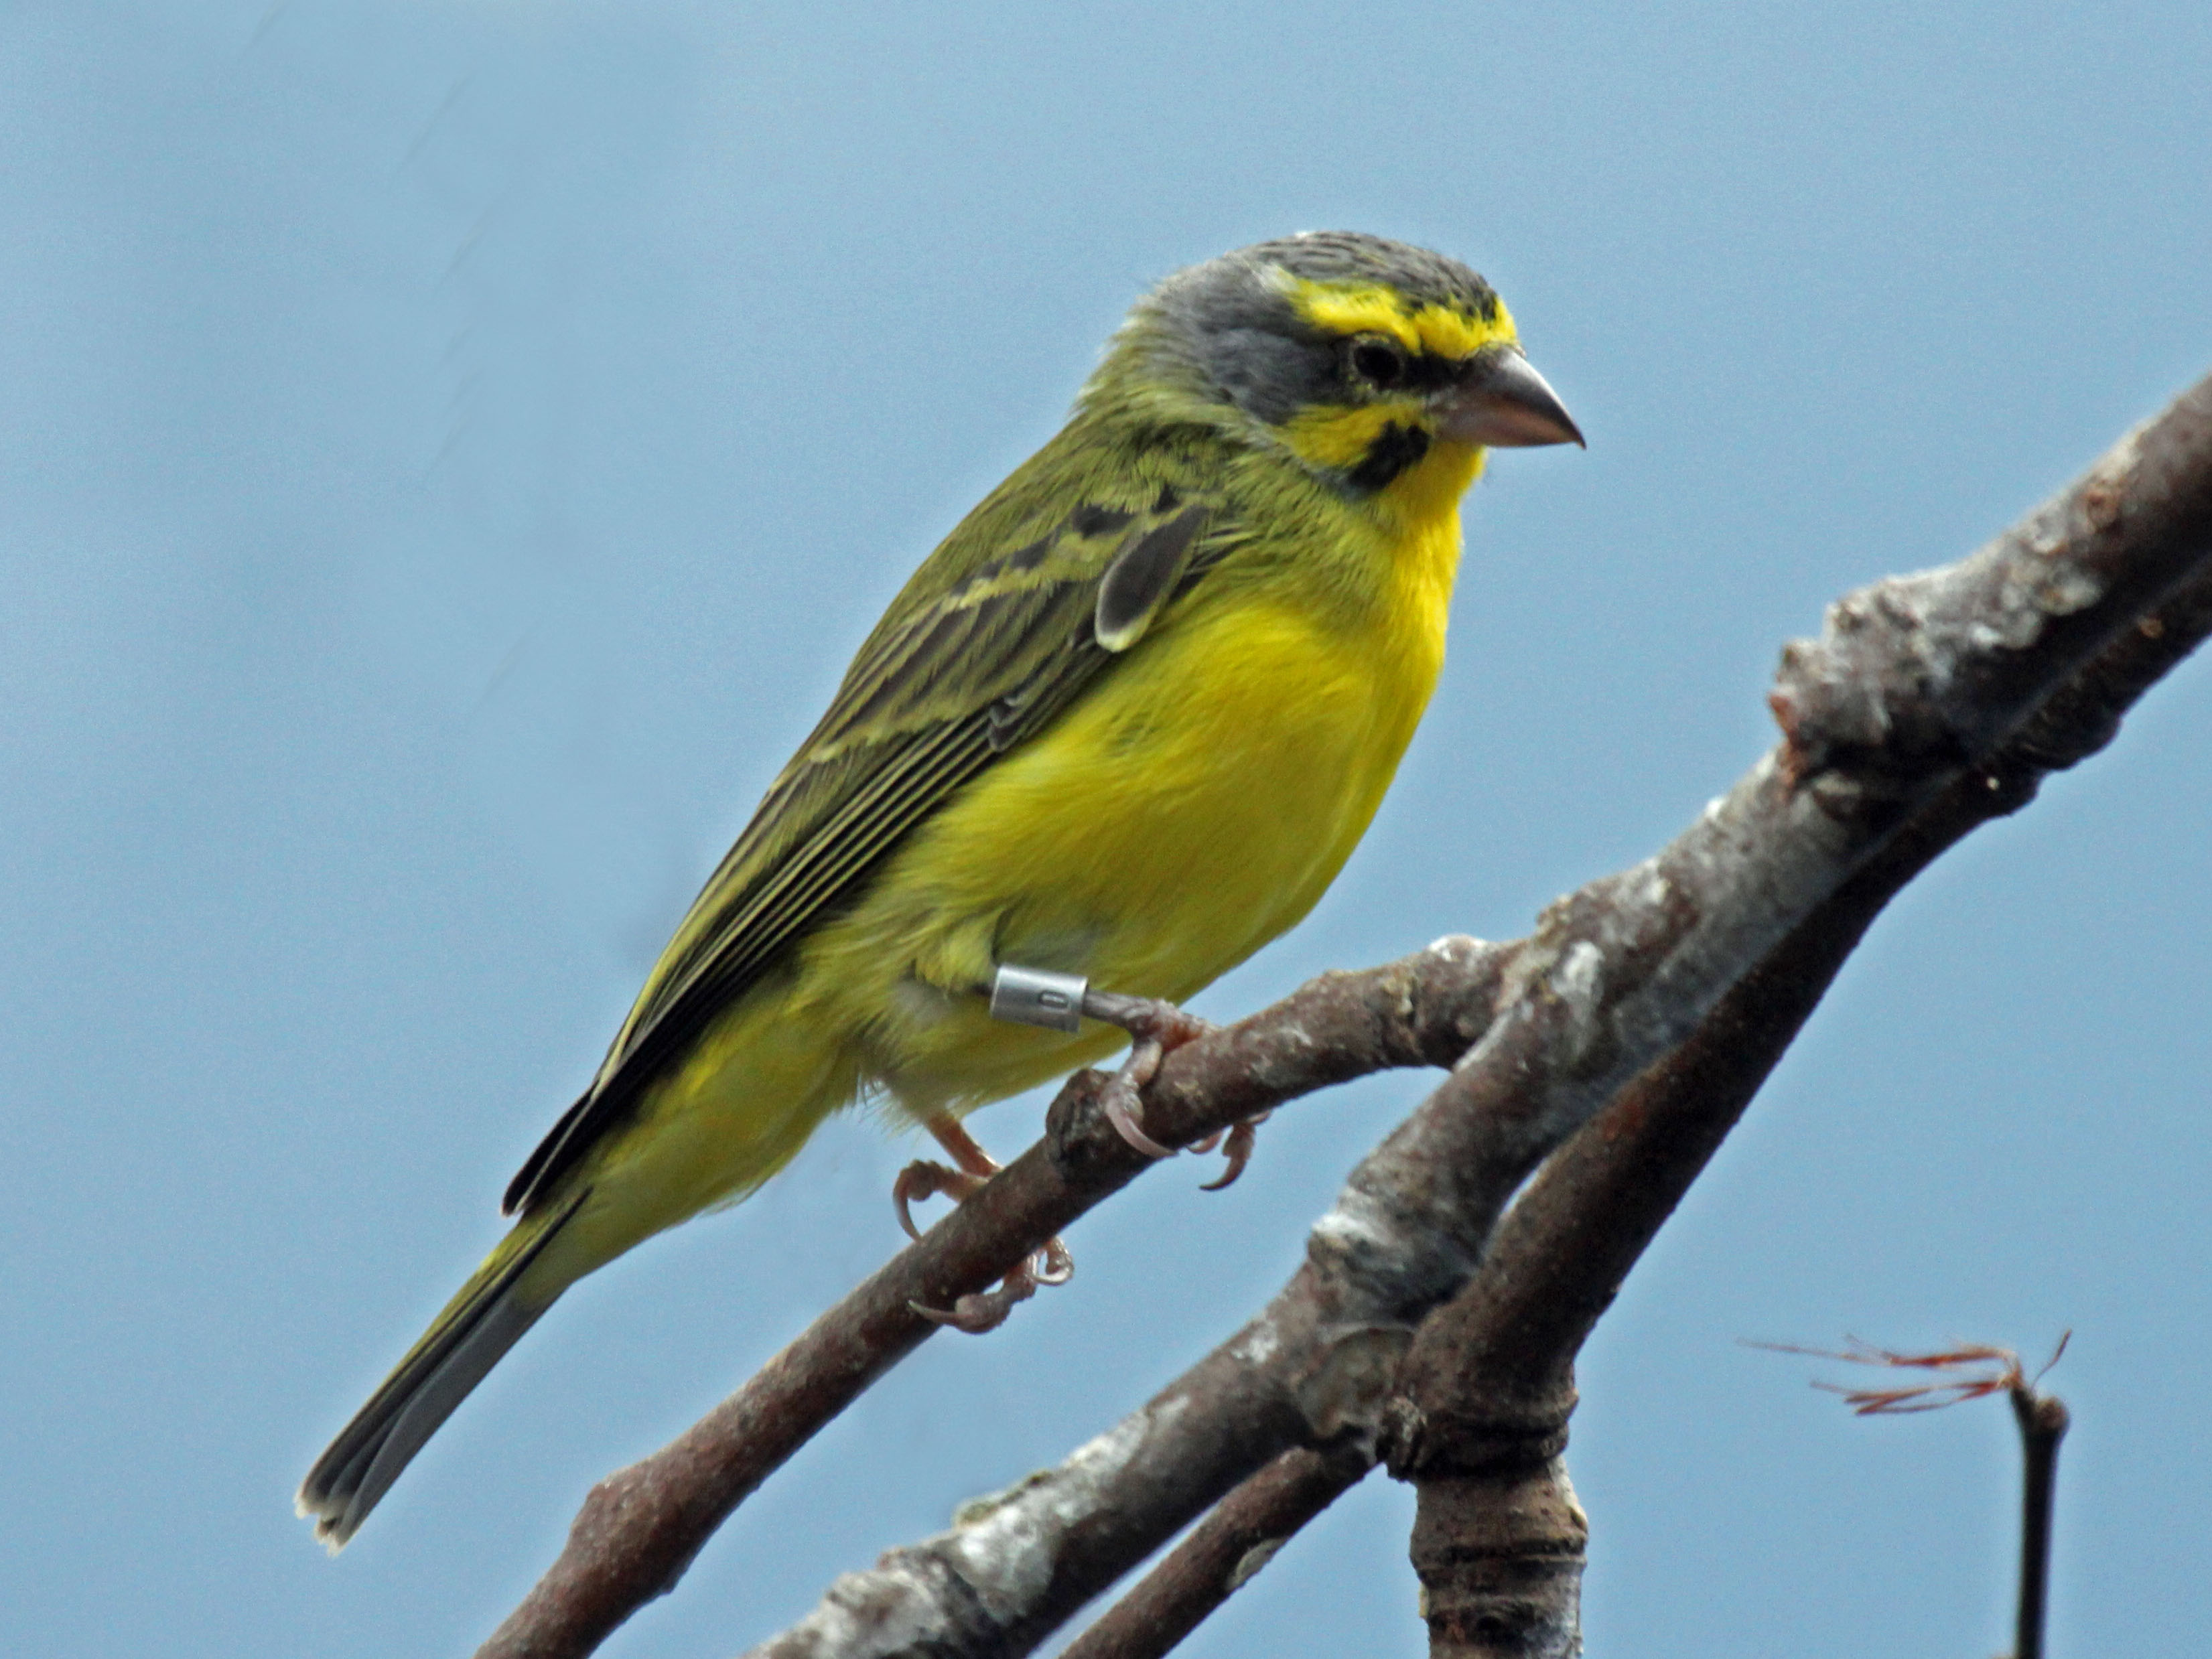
(3, 4), (2209, 1655)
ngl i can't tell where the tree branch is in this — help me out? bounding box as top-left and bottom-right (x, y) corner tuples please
(1063, 554), (2212, 1658)
(1081, 388), (2212, 1657)
(484, 370), (2212, 1659)
(475, 942), (1515, 1659)
(1383, 738), (2058, 1656)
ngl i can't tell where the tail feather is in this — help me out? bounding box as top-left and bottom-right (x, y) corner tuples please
(297, 1187), (587, 1550)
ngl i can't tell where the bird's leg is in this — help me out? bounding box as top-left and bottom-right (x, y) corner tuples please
(896, 1116), (1074, 1282)
(896, 1113), (1073, 1335)
(986, 965), (1268, 1189)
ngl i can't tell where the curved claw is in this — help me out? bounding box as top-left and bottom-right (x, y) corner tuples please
(909, 1261), (1041, 1333)
(1101, 1037), (1176, 1159)
(892, 1159), (981, 1242)
(1105, 1088), (1176, 1159)
(1032, 1236), (1075, 1287)
(1196, 1110), (1271, 1192)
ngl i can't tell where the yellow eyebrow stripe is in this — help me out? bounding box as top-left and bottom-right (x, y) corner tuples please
(1282, 279), (1518, 360)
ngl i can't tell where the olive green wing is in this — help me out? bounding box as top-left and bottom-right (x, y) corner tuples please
(504, 488), (1221, 1214)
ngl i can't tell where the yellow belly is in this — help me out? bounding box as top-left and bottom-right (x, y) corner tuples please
(795, 572), (1448, 1114)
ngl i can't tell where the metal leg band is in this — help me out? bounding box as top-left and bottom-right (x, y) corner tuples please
(988, 963), (1089, 1033)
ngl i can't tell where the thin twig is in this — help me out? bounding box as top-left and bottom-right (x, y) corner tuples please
(1750, 1336), (2049, 1415)
(2012, 1375), (2071, 1659)
(1760, 1336), (2071, 1659)
(1055, 1444), (1373, 1659)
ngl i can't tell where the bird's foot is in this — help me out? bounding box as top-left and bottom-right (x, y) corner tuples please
(1079, 989), (1231, 1171)
(897, 1113), (1073, 1333)
(985, 965), (1257, 1185)
(910, 1254), (1056, 1334)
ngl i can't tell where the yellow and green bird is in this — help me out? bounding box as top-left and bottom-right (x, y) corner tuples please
(298, 230), (1580, 1547)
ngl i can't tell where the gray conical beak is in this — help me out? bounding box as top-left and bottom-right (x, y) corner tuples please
(1435, 347), (1584, 449)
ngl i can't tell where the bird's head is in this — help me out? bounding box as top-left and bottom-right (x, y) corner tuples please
(1091, 231), (1581, 506)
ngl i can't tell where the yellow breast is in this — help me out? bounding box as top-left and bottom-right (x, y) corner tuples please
(800, 441), (1480, 1115)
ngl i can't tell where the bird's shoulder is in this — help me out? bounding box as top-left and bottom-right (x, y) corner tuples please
(779, 419), (1237, 765)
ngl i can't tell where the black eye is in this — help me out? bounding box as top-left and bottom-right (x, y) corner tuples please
(1350, 338), (1407, 389)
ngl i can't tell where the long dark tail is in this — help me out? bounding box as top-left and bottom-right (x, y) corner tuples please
(297, 1187), (587, 1550)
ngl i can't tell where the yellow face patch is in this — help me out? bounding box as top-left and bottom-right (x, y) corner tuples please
(1279, 400), (1485, 528)
(1280, 402), (1420, 472)
(1282, 278), (1518, 362)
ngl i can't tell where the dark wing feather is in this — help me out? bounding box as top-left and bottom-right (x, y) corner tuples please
(504, 497), (1219, 1214)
